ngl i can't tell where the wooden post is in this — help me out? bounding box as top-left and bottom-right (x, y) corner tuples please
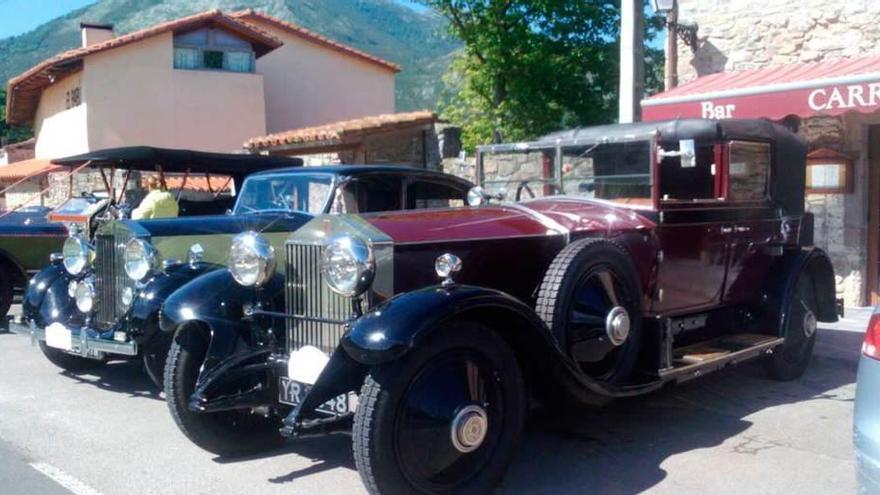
(868, 126), (880, 305)
(665, 9), (679, 90)
(619, 0), (645, 123)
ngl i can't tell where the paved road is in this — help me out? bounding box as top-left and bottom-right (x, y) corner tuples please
(0, 307), (867, 495)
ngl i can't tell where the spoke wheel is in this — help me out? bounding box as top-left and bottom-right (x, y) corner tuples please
(536, 238), (642, 386)
(354, 321), (525, 495)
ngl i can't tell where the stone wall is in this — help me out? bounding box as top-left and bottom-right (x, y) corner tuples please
(676, 1), (880, 83)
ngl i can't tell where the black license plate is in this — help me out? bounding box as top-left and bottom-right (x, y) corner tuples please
(278, 376), (355, 415)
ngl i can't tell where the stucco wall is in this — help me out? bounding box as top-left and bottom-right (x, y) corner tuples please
(80, 32), (266, 153)
(247, 18), (396, 134)
(676, 0), (880, 83)
(33, 72), (88, 159)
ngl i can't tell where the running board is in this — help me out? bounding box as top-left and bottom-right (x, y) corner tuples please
(659, 333), (784, 382)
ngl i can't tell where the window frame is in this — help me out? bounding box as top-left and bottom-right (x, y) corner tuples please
(172, 27), (256, 73)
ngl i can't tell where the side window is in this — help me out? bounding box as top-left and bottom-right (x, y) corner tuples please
(728, 141), (770, 202)
(343, 175), (404, 213)
(659, 142), (718, 202)
(406, 181), (466, 209)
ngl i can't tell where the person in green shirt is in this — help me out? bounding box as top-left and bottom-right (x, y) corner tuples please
(132, 176), (179, 220)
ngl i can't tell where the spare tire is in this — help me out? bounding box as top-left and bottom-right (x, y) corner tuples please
(536, 238), (642, 386)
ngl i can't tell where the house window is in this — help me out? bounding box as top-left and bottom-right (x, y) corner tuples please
(173, 27), (255, 73)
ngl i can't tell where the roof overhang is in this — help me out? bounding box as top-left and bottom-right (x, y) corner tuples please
(642, 55), (880, 121)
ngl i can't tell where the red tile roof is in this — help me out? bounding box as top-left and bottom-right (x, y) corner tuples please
(5, 10), (282, 126)
(0, 159), (63, 182)
(231, 10), (401, 73)
(244, 111), (437, 150)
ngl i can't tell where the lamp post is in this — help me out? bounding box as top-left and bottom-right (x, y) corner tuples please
(652, 0), (699, 90)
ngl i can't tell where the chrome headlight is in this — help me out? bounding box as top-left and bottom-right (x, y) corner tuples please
(62, 236), (90, 275)
(321, 236), (375, 297)
(124, 239), (159, 281)
(74, 278), (96, 313)
(229, 232), (275, 287)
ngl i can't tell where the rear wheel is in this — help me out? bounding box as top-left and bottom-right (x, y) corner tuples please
(38, 341), (106, 372)
(163, 324), (284, 457)
(764, 273), (819, 381)
(536, 238), (642, 386)
(353, 321), (526, 495)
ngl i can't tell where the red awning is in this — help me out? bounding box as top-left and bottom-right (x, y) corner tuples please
(642, 55), (880, 121)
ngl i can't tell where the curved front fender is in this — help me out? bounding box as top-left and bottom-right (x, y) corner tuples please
(342, 285), (560, 365)
(126, 262), (222, 343)
(160, 269), (284, 377)
(23, 262), (78, 328)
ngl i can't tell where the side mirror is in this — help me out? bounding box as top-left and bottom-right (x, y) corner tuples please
(467, 186), (506, 206)
(657, 139), (697, 168)
(225, 209), (233, 216)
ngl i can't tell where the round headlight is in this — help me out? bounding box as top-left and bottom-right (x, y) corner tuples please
(321, 236), (375, 297)
(75, 278), (96, 313)
(124, 239), (158, 281)
(62, 236), (90, 275)
(229, 232), (275, 287)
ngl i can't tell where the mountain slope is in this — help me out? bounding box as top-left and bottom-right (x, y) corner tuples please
(0, 0), (459, 111)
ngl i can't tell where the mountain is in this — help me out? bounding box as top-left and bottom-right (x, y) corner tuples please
(0, 0), (459, 111)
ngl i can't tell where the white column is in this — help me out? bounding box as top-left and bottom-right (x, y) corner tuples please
(619, 0), (645, 123)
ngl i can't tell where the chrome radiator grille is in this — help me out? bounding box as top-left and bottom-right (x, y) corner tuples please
(94, 232), (135, 329)
(285, 242), (352, 354)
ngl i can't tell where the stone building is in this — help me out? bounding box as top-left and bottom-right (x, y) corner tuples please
(642, 0), (880, 306)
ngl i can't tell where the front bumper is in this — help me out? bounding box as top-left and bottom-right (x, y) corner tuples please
(13, 319), (138, 359)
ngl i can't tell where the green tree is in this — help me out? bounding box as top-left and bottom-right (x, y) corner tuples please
(427, 0), (663, 150)
(0, 86), (34, 146)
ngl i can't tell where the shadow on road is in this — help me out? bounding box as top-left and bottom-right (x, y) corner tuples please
(246, 326), (861, 491)
(60, 359), (162, 401)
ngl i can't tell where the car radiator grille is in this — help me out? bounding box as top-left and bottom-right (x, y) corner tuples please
(94, 232), (135, 329)
(285, 242), (353, 354)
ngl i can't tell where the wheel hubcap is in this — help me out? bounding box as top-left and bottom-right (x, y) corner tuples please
(450, 405), (488, 453)
(803, 309), (817, 338)
(605, 306), (630, 346)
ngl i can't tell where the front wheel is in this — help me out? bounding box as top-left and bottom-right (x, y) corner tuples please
(39, 341), (106, 372)
(353, 321), (526, 495)
(163, 324), (283, 457)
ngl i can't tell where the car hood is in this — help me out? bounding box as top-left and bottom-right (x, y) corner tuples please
(0, 212), (67, 236)
(126, 212), (314, 238)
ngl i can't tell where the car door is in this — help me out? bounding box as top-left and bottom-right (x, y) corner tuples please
(652, 140), (729, 313)
(721, 141), (776, 304)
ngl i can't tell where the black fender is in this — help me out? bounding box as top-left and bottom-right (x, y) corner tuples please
(763, 247), (838, 338)
(342, 284), (662, 401)
(126, 261), (222, 344)
(160, 269), (284, 379)
(22, 261), (80, 328)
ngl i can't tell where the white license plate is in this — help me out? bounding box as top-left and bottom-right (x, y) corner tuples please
(278, 376), (356, 415)
(45, 323), (73, 351)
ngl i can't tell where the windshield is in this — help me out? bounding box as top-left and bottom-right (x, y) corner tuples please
(480, 140), (653, 206)
(234, 173), (334, 214)
(51, 196), (105, 216)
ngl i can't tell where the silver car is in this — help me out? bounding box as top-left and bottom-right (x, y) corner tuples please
(855, 307), (880, 493)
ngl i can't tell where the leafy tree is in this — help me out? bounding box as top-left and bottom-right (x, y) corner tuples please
(427, 0), (663, 150)
(0, 86), (33, 145)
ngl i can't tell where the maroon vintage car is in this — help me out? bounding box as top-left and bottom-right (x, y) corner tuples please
(159, 118), (838, 494)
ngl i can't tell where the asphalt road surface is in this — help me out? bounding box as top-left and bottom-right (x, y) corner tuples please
(0, 306), (866, 495)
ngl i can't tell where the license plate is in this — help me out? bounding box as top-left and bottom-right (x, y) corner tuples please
(45, 323), (72, 351)
(278, 376), (356, 415)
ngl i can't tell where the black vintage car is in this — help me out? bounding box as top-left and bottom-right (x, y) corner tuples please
(22, 159), (472, 387)
(156, 119), (838, 494)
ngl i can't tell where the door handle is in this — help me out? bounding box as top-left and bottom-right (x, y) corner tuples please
(720, 226), (733, 234)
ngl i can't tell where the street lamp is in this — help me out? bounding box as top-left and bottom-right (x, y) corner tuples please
(651, 0), (699, 51)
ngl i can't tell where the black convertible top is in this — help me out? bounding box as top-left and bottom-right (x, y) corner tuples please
(538, 118), (807, 216)
(51, 146), (304, 174)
